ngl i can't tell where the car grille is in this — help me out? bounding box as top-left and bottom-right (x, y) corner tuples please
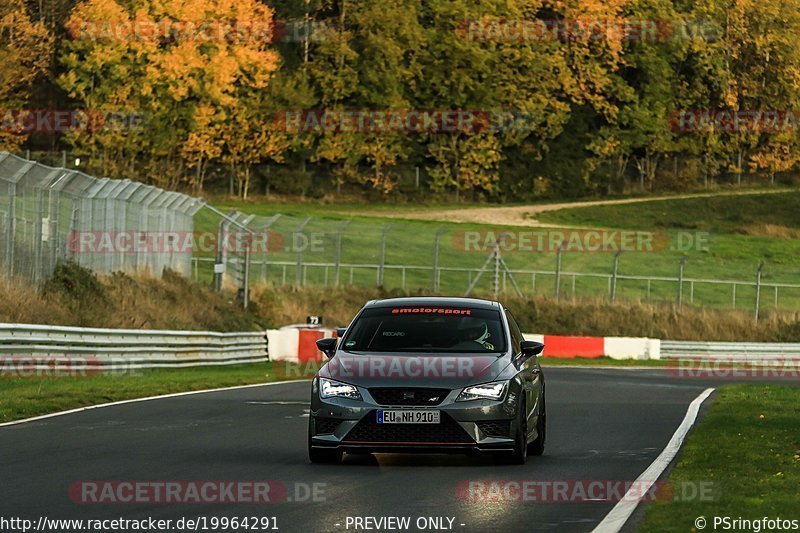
(476, 420), (512, 438)
(343, 411), (474, 444)
(314, 417), (341, 435)
(369, 387), (449, 406)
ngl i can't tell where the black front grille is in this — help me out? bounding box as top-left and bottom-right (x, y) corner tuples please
(314, 417), (341, 434)
(476, 420), (512, 438)
(343, 411), (474, 443)
(369, 387), (449, 406)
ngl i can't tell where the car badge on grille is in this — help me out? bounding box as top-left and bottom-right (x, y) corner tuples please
(403, 391), (415, 400)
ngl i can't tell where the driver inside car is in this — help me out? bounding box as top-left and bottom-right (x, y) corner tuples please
(452, 317), (495, 351)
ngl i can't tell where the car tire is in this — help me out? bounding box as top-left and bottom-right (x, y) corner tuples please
(308, 419), (343, 464)
(528, 393), (546, 456)
(498, 401), (528, 465)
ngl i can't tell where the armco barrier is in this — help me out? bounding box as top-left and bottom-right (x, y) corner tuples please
(8, 322), (794, 368)
(0, 323), (267, 369)
(660, 340), (800, 363)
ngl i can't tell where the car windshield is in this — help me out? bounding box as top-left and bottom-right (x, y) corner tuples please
(341, 306), (507, 353)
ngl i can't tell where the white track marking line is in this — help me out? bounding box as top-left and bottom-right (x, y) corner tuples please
(0, 379), (310, 428)
(591, 387), (715, 533)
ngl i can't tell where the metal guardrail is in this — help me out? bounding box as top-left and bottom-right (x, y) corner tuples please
(661, 340), (800, 362)
(0, 323), (268, 370)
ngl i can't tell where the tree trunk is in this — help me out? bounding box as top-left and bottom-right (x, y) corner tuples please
(242, 167), (251, 199)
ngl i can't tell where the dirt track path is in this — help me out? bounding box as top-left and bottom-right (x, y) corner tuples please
(345, 188), (793, 227)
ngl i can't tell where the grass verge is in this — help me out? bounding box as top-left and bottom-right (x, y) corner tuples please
(0, 362), (304, 424)
(640, 384), (800, 532)
(538, 191), (800, 233)
(201, 192), (800, 310)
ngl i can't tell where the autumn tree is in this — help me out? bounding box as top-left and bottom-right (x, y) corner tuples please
(0, 0), (54, 151)
(59, 0), (281, 191)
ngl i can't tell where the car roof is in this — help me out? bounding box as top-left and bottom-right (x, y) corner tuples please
(365, 296), (500, 310)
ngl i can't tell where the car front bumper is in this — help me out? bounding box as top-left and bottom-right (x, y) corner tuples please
(309, 381), (529, 454)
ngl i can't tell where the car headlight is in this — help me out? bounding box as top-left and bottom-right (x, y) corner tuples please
(320, 378), (362, 400)
(457, 381), (508, 402)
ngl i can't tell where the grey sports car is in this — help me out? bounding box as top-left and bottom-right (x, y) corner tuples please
(308, 297), (545, 464)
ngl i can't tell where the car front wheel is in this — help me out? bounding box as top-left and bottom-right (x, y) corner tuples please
(528, 393), (546, 456)
(498, 401), (528, 465)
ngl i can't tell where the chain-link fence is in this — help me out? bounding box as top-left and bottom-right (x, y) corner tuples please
(0, 152), (205, 284)
(190, 211), (800, 317)
(5, 149), (798, 319)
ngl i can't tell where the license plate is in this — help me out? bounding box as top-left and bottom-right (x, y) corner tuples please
(377, 410), (440, 424)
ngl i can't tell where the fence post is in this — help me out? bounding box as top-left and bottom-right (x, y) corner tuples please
(294, 217), (312, 287)
(676, 256), (687, 308)
(755, 261), (765, 322)
(432, 226), (446, 291)
(260, 213), (282, 283)
(4, 182), (16, 278)
(378, 223), (393, 287)
(554, 244), (564, 300)
(334, 220), (350, 286)
(33, 188), (44, 283)
(242, 239), (251, 309)
(214, 218), (228, 291)
(610, 250), (622, 302)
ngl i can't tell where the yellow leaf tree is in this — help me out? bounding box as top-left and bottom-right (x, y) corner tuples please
(60, 0), (280, 189)
(0, 0), (54, 151)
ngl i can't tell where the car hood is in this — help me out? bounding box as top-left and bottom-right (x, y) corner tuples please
(318, 351), (512, 389)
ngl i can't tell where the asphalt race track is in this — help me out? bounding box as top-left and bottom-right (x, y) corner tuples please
(0, 368), (785, 533)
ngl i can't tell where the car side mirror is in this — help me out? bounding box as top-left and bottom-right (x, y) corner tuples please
(514, 340), (544, 367)
(316, 337), (338, 359)
(521, 340), (545, 357)
(336, 327), (346, 338)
